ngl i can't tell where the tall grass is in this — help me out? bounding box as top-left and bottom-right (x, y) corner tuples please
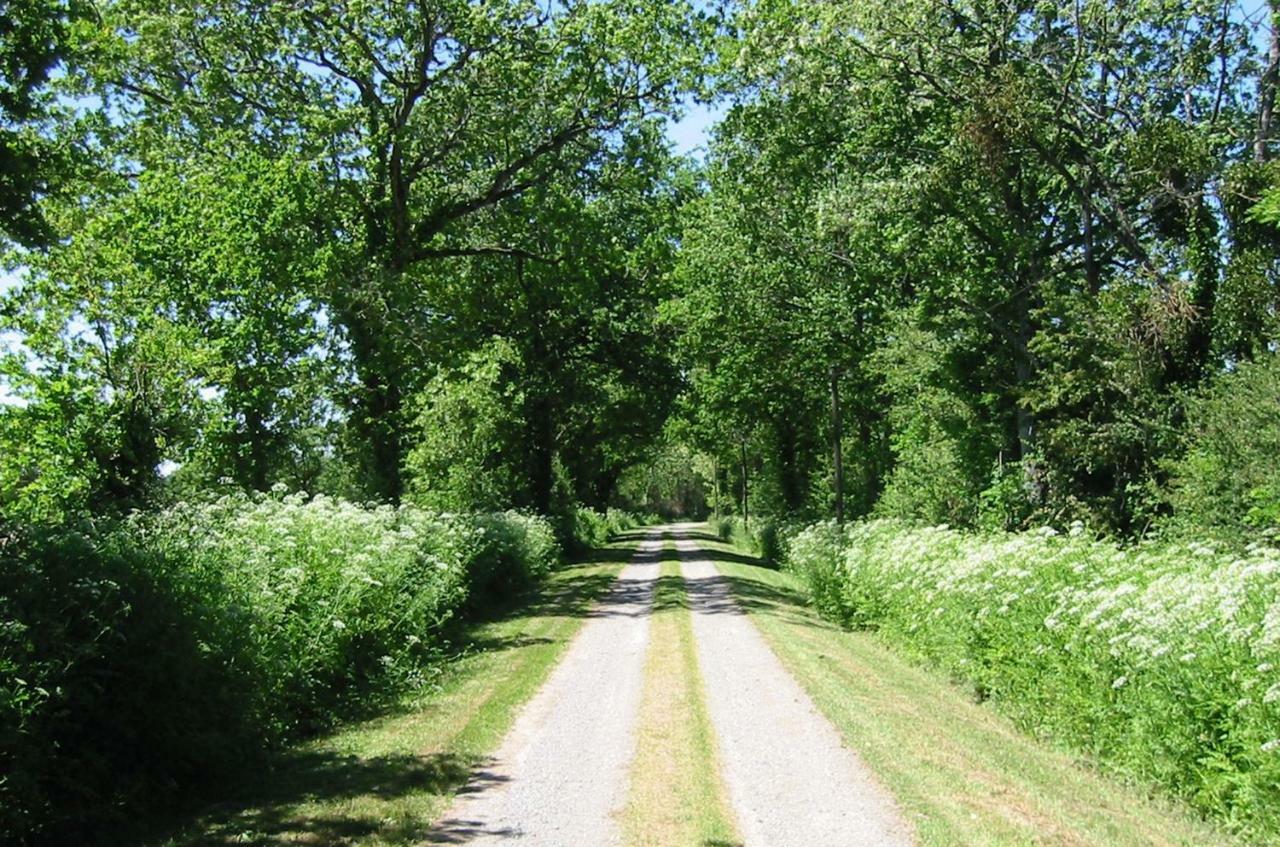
(784, 519), (1280, 840)
(1, 493), (562, 843)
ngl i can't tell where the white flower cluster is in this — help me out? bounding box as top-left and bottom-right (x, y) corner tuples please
(785, 517), (1280, 820)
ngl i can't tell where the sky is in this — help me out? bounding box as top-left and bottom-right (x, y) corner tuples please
(667, 99), (725, 158)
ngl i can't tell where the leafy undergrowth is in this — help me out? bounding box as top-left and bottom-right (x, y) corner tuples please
(146, 532), (645, 846)
(700, 531), (1235, 846)
(1, 494), (639, 844)
(781, 520), (1279, 842)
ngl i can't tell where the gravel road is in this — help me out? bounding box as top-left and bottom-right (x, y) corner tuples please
(675, 526), (913, 847)
(427, 532), (663, 845)
(429, 526), (911, 846)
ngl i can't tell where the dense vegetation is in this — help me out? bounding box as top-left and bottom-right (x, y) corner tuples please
(4, 0), (1280, 842)
(676, 0), (1280, 543)
(2, 499), (560, 837)
(775, 521), (1280, 840)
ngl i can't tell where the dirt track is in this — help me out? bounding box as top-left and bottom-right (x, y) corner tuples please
(676, 526), (911, 847)
(428, 535), (662, 845)
(429, 526), (910, 846)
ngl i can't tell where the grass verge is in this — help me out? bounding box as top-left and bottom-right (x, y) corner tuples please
(621, 537), (741, 847)
(697, 530), (1234, 847)
(148, 534), (644, 847)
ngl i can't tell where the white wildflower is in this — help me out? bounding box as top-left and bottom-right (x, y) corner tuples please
(331, 619), (346, 630)
(1262, 739), (1280, 754)
(1264, 682), (1280, 705)
(1112, 676), (1128, 689)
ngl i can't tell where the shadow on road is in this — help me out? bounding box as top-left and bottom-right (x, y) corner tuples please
(664, 526), (831, 632)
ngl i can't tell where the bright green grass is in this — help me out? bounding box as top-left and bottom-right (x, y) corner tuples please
(700, 531), (1235, 847)
(152, 535), (641, 847)
(622, 539), (741, 847)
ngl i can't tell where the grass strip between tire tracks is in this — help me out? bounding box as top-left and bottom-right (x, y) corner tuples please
(622, 536), (742, 847)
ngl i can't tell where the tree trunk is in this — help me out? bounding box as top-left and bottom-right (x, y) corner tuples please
(740, 439), (750, 528)
(363, 368), (404, 503)
(1257, 0), (1280, 162)
(1081, 173), (1100, 296)
(527, 392), (555, 515)
(336, 295), (406, 504)
(776, 416), (804, 511)
(830, 365), (845, 525)
(1011, 283), (1037, 463)
(712, 454), (720, 522)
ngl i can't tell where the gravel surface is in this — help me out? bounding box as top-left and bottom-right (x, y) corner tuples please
(675, 526), (913, 847)
(427, 532), (663, 845)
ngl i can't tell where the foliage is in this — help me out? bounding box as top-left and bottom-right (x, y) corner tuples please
(670, 0), (1278, 536)
(615, 438), (710, 518)
(713, 515), (794, 565)
(406, 338), (526, 512)
(784, 518), (1280, 841)
(1167, 352), (1280, 537)
(0, 495), (559, 843)
(565, 506), (651, 553)
(0, 0), (86, 246)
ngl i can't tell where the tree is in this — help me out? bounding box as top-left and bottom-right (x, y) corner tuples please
(0, 0), (86, 246)
(76, 0), (710, 502)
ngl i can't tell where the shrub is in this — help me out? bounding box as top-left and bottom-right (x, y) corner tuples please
(0, 494), (560, 844)
(1, 524), (259, 840)
(783, 519), (1280, 841)
(1167, 351), (1280, 538)
(713, 515), (796, 566)
(564, 505), (648, 552)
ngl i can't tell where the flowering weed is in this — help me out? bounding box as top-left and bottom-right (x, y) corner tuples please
(785, 519), (1280, 840)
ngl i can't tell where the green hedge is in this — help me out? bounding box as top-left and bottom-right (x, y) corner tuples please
(784, 519), (1280, 841)
(565, 506), (652, 552)
(0, 494), (560, 843)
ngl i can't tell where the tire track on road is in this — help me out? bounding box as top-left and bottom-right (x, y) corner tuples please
(428, 531), (663, 845)
(675, 525), (913, 847)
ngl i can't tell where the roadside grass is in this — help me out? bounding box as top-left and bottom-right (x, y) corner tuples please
(698, 531), (1235, 847)
(148, 534), (644, 847)
(622, 538), (741, 847)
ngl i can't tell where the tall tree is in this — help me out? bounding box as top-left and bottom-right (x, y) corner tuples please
(76, 0), (709, 501)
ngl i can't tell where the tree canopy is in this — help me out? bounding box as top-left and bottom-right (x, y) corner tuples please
(3, 0), (1280, 541)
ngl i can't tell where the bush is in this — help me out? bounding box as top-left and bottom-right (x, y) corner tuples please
(564, 506), (648, 552)
(783, 519), (1280, 841)
(0, 494), (560, 844)
(712, 515), (795, 565)
(1168, 351), (1280, 538)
